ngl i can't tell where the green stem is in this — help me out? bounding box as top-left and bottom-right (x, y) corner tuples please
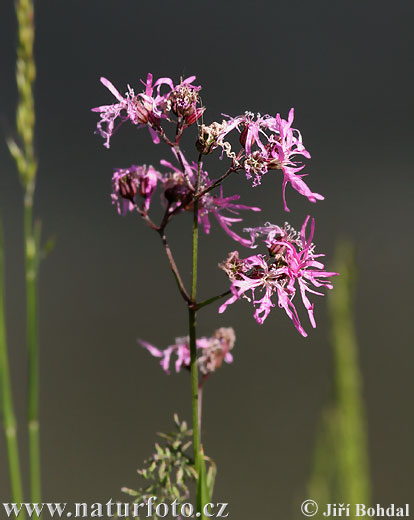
(189, 155), (204, 512)
(0, 224), (25, 509)
(195, 290), (231, 311)
(24, 188), (41, 504)
(189, 164), (201, 461)
(188, 308), (200, 466)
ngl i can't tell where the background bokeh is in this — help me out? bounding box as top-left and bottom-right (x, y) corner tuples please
(0, 0), (413, 517)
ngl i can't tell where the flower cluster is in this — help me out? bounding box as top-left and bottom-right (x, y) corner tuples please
(199, 110), (323, 212)
(92, 74), (204, 148)
(93, 71), (337, 339)
(111, 165), (161, 215)
(161, 157), (261, 246)
(139, 327), (235, 375)
(218, 217), (338, 337)
(111, 155), (260, 247)
(93, 70), (338, 520)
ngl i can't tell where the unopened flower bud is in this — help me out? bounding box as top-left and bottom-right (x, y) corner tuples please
(164, 177), (191, 204)
(139, 175), (152, 198)
(119, 175), (138, 202)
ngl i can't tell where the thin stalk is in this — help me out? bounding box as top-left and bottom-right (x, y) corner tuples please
(189, 177), (201, 460)
(159, 232), (192, 305)
(24, 189), (41, 504)
(0, 224), (25, 509)
(174, 145), (195, 191)
(195, 290), (231, 311)
(197, 166), (236, 198)
(7, 0), (41, 506)
(188, 308), (200, 466)
(197, 374), (210, 434)
(188, 155), (203, 511)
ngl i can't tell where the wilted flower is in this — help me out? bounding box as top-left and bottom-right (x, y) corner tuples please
(111, 165), (161, 215)
(139, 328), (235, 375)
(218, 216), (338, 336)
(196, 120), (238, 161)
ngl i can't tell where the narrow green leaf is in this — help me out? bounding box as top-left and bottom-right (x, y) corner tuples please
(197, 451), (210, 520)
(205, 456), (217, 499)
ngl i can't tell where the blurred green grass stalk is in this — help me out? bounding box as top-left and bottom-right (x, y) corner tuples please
(0, 224), (25, 506)
(7, 0), (42, 505)
(307, 241), (371, 505)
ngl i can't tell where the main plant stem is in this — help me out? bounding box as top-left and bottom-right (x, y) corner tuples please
(24, 186), (41, 504)
(0, 225), (25, 509)
(189, 157), (202, 472)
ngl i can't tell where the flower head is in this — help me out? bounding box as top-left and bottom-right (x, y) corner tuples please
(164, 77), (205, 126)
(91, 76), (157, 148)
(160, 157), (261, 246)
(92, 74), (203, 148)
(139, 328), (235, 375)
(111, 165), (161, 215)
(219, 216), (338, 336)
(197, 327), (235, 375)
(211, 110), (324, 211)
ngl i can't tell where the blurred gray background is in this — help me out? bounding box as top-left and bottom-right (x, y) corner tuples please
(0, 0), (413, 517)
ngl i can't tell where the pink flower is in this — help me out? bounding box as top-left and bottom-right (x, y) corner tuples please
(197, 327), (235, 375)
(160, 153), (204, 205)
(91, 76), (158, 148)
(198, 187), (261, 247)
(219, 216), (338, 337)
(215, 110), (324, 211)
(163, 76), (205, 126)
(92, 74), (203, 148)
(111, 165), (161, 215)
(160, 157), (261, 246)
(139, 328), (235, 375)
(264, 109), (324, 211)
(139, 336), (190, 374)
